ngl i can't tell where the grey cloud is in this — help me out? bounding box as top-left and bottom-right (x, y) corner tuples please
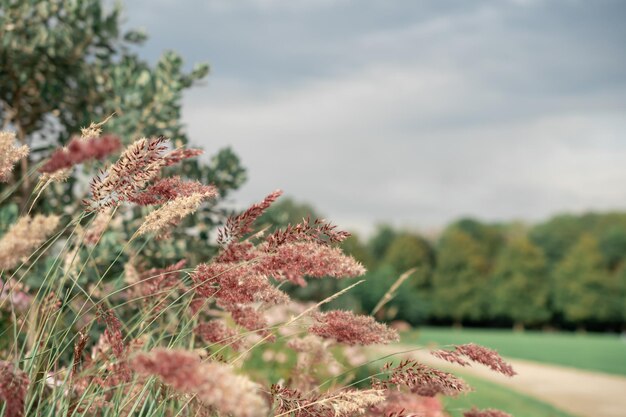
(121, 0), (626, 233)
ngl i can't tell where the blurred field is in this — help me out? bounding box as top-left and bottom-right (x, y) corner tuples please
(442, 373), (576, 417)
(402, 327), (626, 376)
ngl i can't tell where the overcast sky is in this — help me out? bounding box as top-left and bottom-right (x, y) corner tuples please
(123, 0), (626, 234)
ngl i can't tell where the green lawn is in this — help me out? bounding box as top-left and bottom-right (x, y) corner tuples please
(443, 373), (577, 417)
(402, 327), (626, 376)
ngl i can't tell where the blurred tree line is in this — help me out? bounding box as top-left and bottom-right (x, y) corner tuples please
(260, 199), (626, 331)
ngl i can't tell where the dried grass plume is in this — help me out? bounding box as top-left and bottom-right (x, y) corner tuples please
(0, 214), (60, 270)
(131, 349), (268, 417)
(0, 360), (29, 417)
(136, 191), (217, 238)
(0, 131), (29, 183)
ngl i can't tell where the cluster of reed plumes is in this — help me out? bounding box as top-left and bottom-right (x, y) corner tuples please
(0, 125), (515, 417)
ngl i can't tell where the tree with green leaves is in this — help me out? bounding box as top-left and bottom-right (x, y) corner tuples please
(350, 264), (430, 324)
(553, 234), (621, 326)
(489, 234), (550, 328)
(0, 0), (208, 148)
(432, 220), (501, 325)
(599, 226), (626, 272)
(0, 0), (246, 265)
(382, 232), (435, 306)
(383, 233), (435, 277)
(368, 224), (397, 261)
(0, 0), (244, 197)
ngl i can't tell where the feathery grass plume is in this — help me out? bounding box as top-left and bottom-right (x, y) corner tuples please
(288, 335), (342, 390)
(0, 360), (29, 417)
(430, 349), (470, 366)
(288, 334), (339, 373)
(217, 189), (283, 245)
(0, 131), (29, 183)
(97, 308), (126, 360)
(230, 305), (273, 338)
(191, 262), (288, 306)
(319, 389), (386, 417)
(136, 191), (217, 238)
(163, 148), (204, 166)
(463, 408), (513, 417)
(86, 137), (169, 211)
(133, 259), (186, 312)
(38, 134), (122, 174)
(80, 113), (115, 139)
(368, 391), (445, 417)
(71, 331), (89, 377)
(72, 332), (145, 414)
(264, 302), (315, 339)
(129, 176), (216, 205)
(270, 385), (323, 417)
(271, 387), (385, 417)
(93, 309), (132, 388)
(195, 320), (243, 350)
(376, 359), (470, 397)
(0, 214), (60, 270)
(431, 343), (516, 377)
(216, 241), (257, 263)
(139, 259), (186, 294)
(211, 236), (364, 291)
(189, 294), (209, 315)
(260, 241), (365, 286)
(38, 168), (71, 184)
(309, 310), (398, 345)
(131, 349), (268, 417)
(264, 217), (351, 250)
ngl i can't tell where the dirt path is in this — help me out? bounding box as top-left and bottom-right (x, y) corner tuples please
(376, 345), (626, 417)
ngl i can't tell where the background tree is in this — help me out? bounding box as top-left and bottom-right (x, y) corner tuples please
(341, 233), (376, 270)
(530, 213), (626, 267)
(432, 220), (502, 325)
(0, 0), (246, 265)
(0, 0), (210, 148)
(553, 234), (621, 327)
(529, 214), (584, 267)
(616, 266), (626, 327)
(598, 225), (626, 272)
(368, 224), (398, 261)
(489, 234), (550, 328)
(347, 232), (436, 324)
(350, 264), (430, 324)
(383, 232), (435, 299)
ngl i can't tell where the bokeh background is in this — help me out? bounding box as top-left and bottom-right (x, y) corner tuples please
(2, 1), (625, 416)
